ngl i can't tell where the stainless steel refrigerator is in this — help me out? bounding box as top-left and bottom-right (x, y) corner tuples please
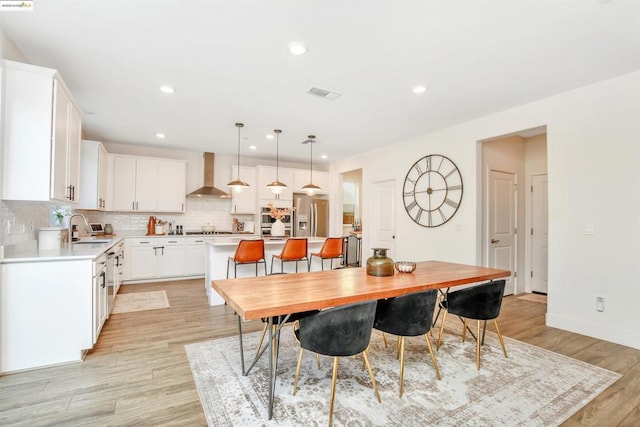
(293, 193), (329, 237)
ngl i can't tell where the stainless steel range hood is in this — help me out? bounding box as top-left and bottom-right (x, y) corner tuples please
(187, 152), (232, 198)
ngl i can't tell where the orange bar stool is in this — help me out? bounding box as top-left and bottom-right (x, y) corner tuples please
(271, 238), (309, 273)
(310, 237), (344, 270)
(226, 239), (267, 278)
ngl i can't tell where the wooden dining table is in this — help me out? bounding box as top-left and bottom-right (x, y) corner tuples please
(211, 260), (511, 420)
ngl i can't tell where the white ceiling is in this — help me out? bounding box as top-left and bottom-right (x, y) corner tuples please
(2, 1), (639, 164)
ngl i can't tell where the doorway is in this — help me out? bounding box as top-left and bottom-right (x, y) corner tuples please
(481, 127), (548, 296)
(487, 169), (517, 295)
(530, 174), (548, 293)
(371, 179), (396, 259)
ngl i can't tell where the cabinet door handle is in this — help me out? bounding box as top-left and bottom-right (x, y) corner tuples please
(182, 203), (184, 211)
(132, 201), (135, 210)
(491, 239), (500, 244)
(100, 271), (106, 288)
(136, 201), (139, 210)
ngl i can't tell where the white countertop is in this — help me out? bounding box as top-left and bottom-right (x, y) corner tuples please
(2, 237), (125, 264)
(205, 236), (327, 246)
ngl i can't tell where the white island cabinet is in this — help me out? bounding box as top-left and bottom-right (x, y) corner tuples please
(204, 237), (327, 305)
(0, 240), (120, 373)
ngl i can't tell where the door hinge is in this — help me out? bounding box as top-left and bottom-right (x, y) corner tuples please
(530, 271), (533, 278)
(531, 228), (533, 235)
(514, 228), (517, 235)
(531, 185), (533, 193)
(514, 183), (518, 191)
(514, 271), (517, 278)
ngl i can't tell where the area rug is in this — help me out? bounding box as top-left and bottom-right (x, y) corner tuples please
(111, 290), (170, 314)
(517, 293), (548, 304)
(185, 325), (620, 426)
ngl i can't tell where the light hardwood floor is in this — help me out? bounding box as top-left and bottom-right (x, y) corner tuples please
(0, 279), (638, 426)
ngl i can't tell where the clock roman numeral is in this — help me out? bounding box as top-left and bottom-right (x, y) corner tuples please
(438, 208), (447, 222)
(415, 209), (422, 223)
(444, 168), (458, 179)
(447, 184), (462, 191)
(425, 157), (431, 172)
(406, 200), (417, 212)
(444, 198), (459, 209)
(437, 156), (445, 172)
(415, 163), (423, 175)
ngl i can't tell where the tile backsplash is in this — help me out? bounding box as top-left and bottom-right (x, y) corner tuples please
(79, 198), (255, 234)
(1, 198), (256, 248)
(1, 200), (55, 245)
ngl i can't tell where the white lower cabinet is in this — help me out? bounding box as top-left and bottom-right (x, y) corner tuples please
(1, 253), (110, 373)
(126, 238), (186, 281)
(186, 237), (206, 276)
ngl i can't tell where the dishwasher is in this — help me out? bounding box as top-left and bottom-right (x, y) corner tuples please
(106, 241), (125, 316)
(93, 254), (108, 343)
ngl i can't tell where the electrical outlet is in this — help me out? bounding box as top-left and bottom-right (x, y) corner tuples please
(596, 296), (605, 312)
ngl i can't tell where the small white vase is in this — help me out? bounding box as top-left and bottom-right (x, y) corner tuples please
(271, 219), (285, 237)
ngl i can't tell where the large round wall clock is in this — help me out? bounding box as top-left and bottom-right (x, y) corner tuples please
(402, 154), (463, 227)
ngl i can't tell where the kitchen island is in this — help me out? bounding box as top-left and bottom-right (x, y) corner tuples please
(204, 237), (327, 305)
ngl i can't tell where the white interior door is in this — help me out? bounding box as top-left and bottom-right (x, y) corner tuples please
(488, 170), (516, 295)
(371, 179), (396, 259)
(531, 174), (549, 293)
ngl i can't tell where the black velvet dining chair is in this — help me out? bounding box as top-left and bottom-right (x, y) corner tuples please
(373, 289), (441, 397)
(293, 300), (380, 427)
(436, 280), (508, 370)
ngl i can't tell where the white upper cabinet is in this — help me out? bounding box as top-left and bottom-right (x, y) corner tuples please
(111, 154), (186, 212)
(292, 169), (329, 195)
(230, 165), (257, 214)
(79, 140), (109, 210)
(157, 159), (187, 212)
(257, 166), (294, 205)
(2, 60), (81, 203)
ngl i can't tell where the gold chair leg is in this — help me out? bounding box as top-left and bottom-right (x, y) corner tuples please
(293, 347), (304, 395)
(396, 336), (401, 360)
(494, 319), (508, 358)
(398, 336), (406, 398)
(328, 357), (339, 427)
(255, 323), (268, 359)
(382, 331), (388, 348)
(317, 353), (321, 369)
(437, 309), (448, 350)
(462, 318), (468, 342)
(424, 333), (442, 381)
(361, 350), (381, 403)
(476, 320), (481, 370)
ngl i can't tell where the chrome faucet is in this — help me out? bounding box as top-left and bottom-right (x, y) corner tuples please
(69, 213), (90, 243)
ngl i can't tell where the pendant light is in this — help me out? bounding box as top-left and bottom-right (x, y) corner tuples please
(266, 129), (287, 195)
(227, 122), (250, 190)
(302, 135), (321, 196)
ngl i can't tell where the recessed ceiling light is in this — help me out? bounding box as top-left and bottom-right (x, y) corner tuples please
(288, 42), (307, 55)
(156, 133), (166, 139)
(266, 134), (274, 140)
(413, 85), (426, 94)
(321, 154), (328, 159)
(160, 85), (175, 94)
(249, 145), (257, 150)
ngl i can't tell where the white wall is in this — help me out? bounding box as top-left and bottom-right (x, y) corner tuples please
(331, 71), (640, 349)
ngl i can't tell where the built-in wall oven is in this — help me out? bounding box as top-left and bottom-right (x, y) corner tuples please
(260, 206), (292, 237)
(106, 240), (125, 315)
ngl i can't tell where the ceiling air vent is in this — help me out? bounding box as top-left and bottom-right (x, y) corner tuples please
(307, 86), (341, 100)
